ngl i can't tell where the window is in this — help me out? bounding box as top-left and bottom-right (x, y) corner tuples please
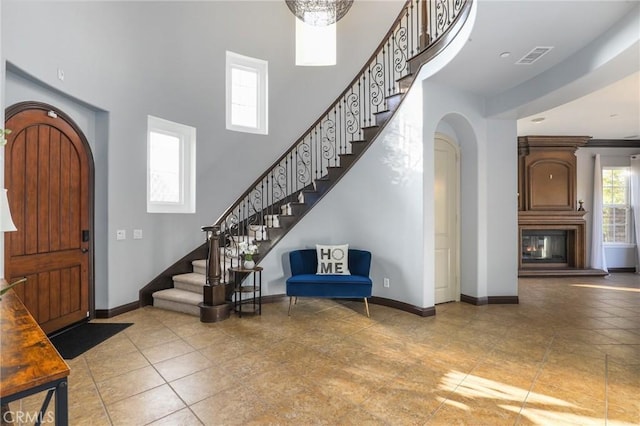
(226, 51), (268, 134)
(602, 167), (630, 243)
(147, 115), (196, 213)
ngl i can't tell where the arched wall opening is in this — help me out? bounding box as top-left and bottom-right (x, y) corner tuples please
(434, 113), (482, 300)
(5, 64), (110, 309)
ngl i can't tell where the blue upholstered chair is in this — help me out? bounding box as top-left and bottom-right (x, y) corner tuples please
(286, 249), (373, 317)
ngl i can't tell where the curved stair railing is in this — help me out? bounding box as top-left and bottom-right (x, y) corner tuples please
(140, 0), (472, 308)
(212, 0), (471, 253)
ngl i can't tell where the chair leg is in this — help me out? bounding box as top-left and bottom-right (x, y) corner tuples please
(364, 298), (370, 318)
(288, 297), (293, 316)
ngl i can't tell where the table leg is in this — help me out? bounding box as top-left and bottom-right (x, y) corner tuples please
(54, 379), (68, 425)
(258, 270), (262, 315)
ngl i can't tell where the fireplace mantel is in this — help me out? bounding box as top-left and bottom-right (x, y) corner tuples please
(518, 210), (587, 224)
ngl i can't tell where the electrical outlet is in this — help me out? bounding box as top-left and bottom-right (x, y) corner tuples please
(383, 277), (390, 288)
(116, 230), (126, 240)
(57, 68), (65, 81)
(133, 229), (143, 240)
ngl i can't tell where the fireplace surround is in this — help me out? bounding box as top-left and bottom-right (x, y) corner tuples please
(517, 136), (604, 276)
(518, 210), (586, 270)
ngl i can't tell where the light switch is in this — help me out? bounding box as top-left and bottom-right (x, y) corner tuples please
(116, 230), (126, 240)
(133, 229), (143, 240)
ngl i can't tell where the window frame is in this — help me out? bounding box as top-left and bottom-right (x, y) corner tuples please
(225, 50), (269, 135)
(147, 115), (196, 214)
(602, 166), (631, 245)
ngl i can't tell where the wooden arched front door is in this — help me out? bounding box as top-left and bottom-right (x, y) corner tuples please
(4, 102), (94, 334)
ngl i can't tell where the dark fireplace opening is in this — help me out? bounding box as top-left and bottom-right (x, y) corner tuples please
(522, 230), (567, 264)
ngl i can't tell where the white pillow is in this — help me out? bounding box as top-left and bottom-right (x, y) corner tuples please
(316, 244), (350, 275)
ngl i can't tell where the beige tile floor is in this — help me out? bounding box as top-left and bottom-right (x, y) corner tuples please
(8, 274), (640, 425)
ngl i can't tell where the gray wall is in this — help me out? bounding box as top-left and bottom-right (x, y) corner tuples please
(2, 0), (404, 308)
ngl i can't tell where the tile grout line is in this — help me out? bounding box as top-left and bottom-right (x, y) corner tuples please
(423, 344), (487, 423)
(515, 334), (555, 425)
(105, 331), (192, 423)
(81, 354), (116, 425)
(604, 353), (609, 426)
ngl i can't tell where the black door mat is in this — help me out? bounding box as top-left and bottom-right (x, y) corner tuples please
(49, 322), (133, 359)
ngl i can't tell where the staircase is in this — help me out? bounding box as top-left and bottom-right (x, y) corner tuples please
(140, 0), (473, 317)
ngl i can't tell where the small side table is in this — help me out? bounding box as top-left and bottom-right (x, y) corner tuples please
(229, 266), (263, 317)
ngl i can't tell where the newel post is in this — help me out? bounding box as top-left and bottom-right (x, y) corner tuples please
(199, 225), (231, 322)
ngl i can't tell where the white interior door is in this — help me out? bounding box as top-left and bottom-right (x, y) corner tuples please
(434, 134), (460, 304)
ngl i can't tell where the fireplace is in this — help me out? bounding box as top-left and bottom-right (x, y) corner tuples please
(518, 212), (586, 272)
(516, 136), (606, 276)
(521, 230), (568, 265)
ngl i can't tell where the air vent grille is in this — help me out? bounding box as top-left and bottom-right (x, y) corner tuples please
(516, 46), (553, 65)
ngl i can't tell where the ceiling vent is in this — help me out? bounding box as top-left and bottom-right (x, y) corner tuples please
(516, 46), (553, 65)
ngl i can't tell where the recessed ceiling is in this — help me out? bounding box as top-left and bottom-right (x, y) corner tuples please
(427, 1), (640, 140)
(518, 71), (640, 139)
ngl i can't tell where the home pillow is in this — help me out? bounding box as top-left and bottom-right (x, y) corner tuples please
(316, 244), (351, 275)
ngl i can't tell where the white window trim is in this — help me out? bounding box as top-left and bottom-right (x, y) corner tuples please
(603, 242), (635, 248)
(602, 166), (631, 244)
(226, 51), (268, 135)
(147, 115), (196, 214)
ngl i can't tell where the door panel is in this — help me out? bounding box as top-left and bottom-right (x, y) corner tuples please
(5, 104), (92, 334)
(434, 136), (459, 304)
(434, 248), (451, 294)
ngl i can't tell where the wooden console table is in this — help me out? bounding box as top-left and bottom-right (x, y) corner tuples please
(0, 283), (70, 425)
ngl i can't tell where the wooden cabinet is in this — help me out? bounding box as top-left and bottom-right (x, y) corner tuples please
(518, 136), (589, 211)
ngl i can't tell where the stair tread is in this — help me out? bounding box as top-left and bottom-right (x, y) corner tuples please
(153, 288), (202, 305)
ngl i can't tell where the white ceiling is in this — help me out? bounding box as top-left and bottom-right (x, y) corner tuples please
(427, 0), (640, 140)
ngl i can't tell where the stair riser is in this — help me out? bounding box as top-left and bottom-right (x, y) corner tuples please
(326, 167), (342, 181)
(397, 74), (413, 92)
(386, 93), (403, 110)
(374, 110), (392, 127)
(314, 180), (332, 193)
(301, 191), (321, 205)
(193, 258), (241, 275)
(350, 141), (367, 155)
(363, 127), (379, 141)
(154, 299), (200, 317)
(289, 203), (307, 216)
(338, 155), (356, 169)
(174, 281), (204, 294)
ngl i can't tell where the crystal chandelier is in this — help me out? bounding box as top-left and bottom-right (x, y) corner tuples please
(285, 0), (354, 27)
